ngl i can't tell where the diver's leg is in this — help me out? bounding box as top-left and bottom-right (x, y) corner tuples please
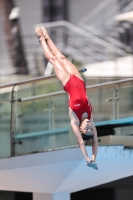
(41, 27), (82, 79)
(35, 27), (69, 87)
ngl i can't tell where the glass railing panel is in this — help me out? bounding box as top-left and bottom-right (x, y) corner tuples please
(118, 82), (133, 118)
(15, 127), (77, 156)
(16, 78), (63, 99)
(14, 83), (117, 155)
(1, 76), (133, 157)
(14, 92), (77, 156)
(86, 86), (114, 122)
(0, 91), (11, 158)
(16, 99), (51, 134)
(15, 94), (70, 134)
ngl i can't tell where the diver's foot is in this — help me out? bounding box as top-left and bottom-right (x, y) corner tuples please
(86, 161), (98, 170)
(35, 27), (44, 43)
(41, 27), (49, 40)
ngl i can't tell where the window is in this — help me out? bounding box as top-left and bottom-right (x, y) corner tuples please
(42, 0), (67, 22)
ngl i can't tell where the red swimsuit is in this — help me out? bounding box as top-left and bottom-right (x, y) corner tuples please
(64, 74), (92, 122)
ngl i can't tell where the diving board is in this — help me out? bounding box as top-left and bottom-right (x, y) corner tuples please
(95, 117), (133, 137)
(95, 117), (133, 127)
(15, 127), (70, 139)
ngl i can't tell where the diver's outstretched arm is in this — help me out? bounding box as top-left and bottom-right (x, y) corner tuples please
(90, 115), (98, 162)
(70, 121), (91, 163)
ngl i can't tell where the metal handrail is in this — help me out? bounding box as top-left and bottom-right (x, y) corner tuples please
(0, 20), (127, 56)
(0, 20), (129, 73)
(34, 20), (127, 56)
(91, 3), (119, 29)
(18, 77), (133, 102)
(18, 90), (65, 102)
(78, 0), (133, 54)
(80, 0), (133, 39)
(1, 75), (133, 91)
(0, 68), (86, 89)
(1, 77), (133, 103)
(81, 0), (113, 23)
(81, 0), (133, 25)
(78, 22), (132, 52)
(0, 74), (56, 89)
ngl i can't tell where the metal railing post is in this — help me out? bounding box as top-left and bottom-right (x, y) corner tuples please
(10, 85), (16, 156)
(48, 100), (52, 130)
(113, 84), (119, 119)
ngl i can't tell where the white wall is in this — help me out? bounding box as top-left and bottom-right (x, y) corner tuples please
(15, 0), (42, 35)
(68, 0), (103, 24)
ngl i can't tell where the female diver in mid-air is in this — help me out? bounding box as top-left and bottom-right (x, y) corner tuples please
(35, 27), (98, 170)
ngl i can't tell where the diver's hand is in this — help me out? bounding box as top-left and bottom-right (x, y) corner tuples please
(86, 160), (98, 170)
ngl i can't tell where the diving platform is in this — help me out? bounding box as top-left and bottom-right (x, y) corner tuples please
(0, 145), (132, 195)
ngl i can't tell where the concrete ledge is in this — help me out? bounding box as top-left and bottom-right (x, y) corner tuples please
(0, 145), (132, 193)
(99, 135), (133, 147)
